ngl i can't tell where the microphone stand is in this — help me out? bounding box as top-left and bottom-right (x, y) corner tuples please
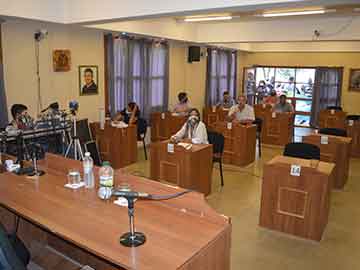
(119, 197), (146, 247)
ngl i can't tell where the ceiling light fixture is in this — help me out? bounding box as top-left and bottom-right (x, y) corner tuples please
(184, 16), (233, 22)
(262, 10), (326, 17)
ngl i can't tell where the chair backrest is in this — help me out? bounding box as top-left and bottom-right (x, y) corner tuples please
(319, 128), (347, 137)
(346, 115), (360, 121)
(253, 117), (262, 132)
(0, 223), (28, 270)
(207, 131), (225, 155)
(74, 118), (92, 144)
(85, 140), (102, 166)
(283, 143), (320, 160)
(326, 106), (342, 111)
(137, 118), (148, 139)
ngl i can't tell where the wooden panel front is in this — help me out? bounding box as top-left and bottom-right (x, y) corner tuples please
(347, 120), (360, 157)
(151, 112), (187, 142)
(90, 122), (137, 169)
(303, 134), (351, 189)
(318, 110), (347, 130)
(0, 154), (230, 270)
(150, 141), (213, 195)
(262, 112), (294, 146)
(203, 107), (229, 130)
(260, 156), (335, 241)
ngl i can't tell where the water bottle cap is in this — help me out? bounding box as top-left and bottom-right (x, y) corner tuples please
(102, 161), (111, 166)
(85, 152), (91, 157)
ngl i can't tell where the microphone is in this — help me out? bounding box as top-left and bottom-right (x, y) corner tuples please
(98, 187), (151, 200)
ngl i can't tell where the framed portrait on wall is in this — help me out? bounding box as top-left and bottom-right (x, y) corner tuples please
(349, 69), (360, 92)
(53, 50), (71, 72)
(79, 65), (99, 96)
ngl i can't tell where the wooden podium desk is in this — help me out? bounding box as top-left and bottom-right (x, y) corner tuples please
(90, 122), (137, 169)
(346, 119), (360, 158)
(150, 140), (213, 195)
(203, 107), (229, 130)
(0, 154), (231, 270)
(254, 103), (272, 122)
(262, 111), (294, 146)
(150, 112), (187, 142)
(303, 133), (352, 189)
(212, 121), (256, 166)
(319, 109), (347, 130)
(260, 155), (335, 241)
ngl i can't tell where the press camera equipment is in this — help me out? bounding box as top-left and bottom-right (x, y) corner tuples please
(65, 101), (84, 160)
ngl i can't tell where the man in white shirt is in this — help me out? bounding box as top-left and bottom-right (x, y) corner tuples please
(171, 108), (208, 144)
(228, 95), (255, 123)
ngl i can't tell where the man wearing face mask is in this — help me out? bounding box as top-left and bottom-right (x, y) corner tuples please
(228, 95), (255, 123)
(171, 108), (208, 144)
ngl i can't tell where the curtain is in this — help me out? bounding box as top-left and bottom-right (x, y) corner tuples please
(310, 67), (343, 127)
(205, 48), (237, 106)
(0, 23), (8, 129)
(109, 35), (169, 121)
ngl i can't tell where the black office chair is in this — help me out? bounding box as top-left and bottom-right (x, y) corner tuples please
(253, 117), (262, 157)
(347, 115), (360, 121)
(0, 222), (30, 270)
(326, 106), (343, 111)
(137, 118), (148, 160)
(319, 128), (347, 137)
(208, 131), (225, 186)
(283, 143), (320, 160)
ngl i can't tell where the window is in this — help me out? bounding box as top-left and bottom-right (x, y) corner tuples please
(206, 49), (237, 106)
(245, 66), (316, 127)
(107, 36), (169, 121)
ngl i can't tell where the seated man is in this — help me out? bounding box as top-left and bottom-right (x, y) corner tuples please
(273, 95), (294, 113)
(112, 102), (147, 138)
(173, 92), (191, 115)
(217, 91), (235, 109)
(263, 90), (278, 107)
(171, 108), (208, 144)
(7, 104), (34, 130)
(228, 95), (255, 123)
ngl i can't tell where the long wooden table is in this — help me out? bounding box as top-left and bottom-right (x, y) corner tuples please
(260, 155), (335, 241)
(150, 140), (213, 196)
(303, 133), (352, 189)
(0, 154), (230, 270)
(151, 112), (187, 142)
(254, 104), (294, 146)
(90, 122), (137, 169)
(212, 121), (256, 166)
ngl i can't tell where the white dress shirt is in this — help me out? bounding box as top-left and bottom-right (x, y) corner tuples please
(173, 121), (209, 144)
(228, 104), (255, 121)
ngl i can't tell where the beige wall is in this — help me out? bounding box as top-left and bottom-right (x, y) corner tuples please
(238, 51), (360, 114)
(2, 19), (105, 122)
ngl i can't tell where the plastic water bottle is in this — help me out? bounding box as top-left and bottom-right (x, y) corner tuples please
(99, 161), (114, 188)
(83, 152), (95, 188)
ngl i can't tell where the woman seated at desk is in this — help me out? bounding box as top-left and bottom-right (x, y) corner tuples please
(171, 108), (208, 144)
(173, 92), (191, 115)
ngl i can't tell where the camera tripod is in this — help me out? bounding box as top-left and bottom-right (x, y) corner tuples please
(65, 114), (84, 161)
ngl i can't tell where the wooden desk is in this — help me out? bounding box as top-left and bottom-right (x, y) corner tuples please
(319, 109), (347, 130)
(151, 112), (187, 142)
(212, 121), (256, 166)
(346, 119), (360, 158)
(254, 103), (272, 122)
(150, 141), (213, 195)
(303, 133), (352, 189)
(90, 122), (137, 169)
(203, 107), (229, 129)
(0, 154), (230, 270)
(259, 155), (335, 241)
(260, 110), (294, 146)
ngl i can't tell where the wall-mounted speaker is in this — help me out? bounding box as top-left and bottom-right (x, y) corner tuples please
(188, 46), (201, 63)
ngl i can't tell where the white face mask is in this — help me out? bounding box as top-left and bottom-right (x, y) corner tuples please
(188, 115), (199, 126)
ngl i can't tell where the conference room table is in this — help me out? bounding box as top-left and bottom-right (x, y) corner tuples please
(0, 154), (231, 270)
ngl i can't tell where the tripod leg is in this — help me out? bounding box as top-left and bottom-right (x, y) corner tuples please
(65, 140), (74, 158)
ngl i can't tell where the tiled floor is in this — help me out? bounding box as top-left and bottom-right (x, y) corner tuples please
(125, 144), (360, 270)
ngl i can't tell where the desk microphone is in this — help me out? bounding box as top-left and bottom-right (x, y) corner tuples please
(98, 187), (151, 200)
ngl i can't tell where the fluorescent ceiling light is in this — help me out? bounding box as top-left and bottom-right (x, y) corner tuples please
(184, 16), (233, 22)
(262, 10), (326, 17)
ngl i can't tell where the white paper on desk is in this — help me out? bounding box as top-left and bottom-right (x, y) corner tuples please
(167, 143), (175, 153)
(290, 165), (301, 177)
(330, 109), (335, 115)
(227, 122), (232, 130)
(272, 112), (276, 118)
(64, 182), (85, 189)
(111, 121), (128, 128)
(348, 120), (354, 126)
(321, 136), (329, 145)
(178, 142), (192, 150)
(99, 108), (105, 130)
(161, 113), (166, 119)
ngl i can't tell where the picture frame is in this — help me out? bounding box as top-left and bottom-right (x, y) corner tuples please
(53, 50), (71, 72)
(79, 65), (99, 96)
(349, 69), (360, 92)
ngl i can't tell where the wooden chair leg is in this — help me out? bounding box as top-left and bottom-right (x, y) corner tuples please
(219, 160), (224, 186)
(142, 138), (148, 160)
